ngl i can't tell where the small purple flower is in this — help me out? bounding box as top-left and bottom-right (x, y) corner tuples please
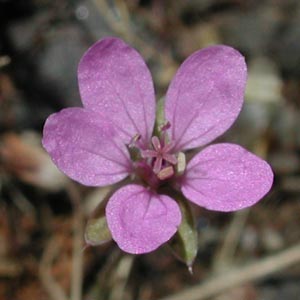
(42, 38), (273, 254)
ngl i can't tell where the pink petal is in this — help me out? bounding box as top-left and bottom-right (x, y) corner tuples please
(106, 184), (182, 254)
(165, 45), (247, 151)
(181, 143), (273, 212)
(42, 108), (131, 186)
(78, 37), (156, 146)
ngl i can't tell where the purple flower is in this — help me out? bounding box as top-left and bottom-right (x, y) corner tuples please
(42, 38), (273, 254)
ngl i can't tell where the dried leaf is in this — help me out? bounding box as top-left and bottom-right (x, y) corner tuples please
(0, 132), (67, 191)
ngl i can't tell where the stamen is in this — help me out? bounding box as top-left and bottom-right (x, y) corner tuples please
(127, 134), (142, 162)
(141, 149), (157, 158)
(176, 152), (186, 174)
(158, 121), (171, 132)
(136, 129), (179, 183)
(151, 136), (161, 151)
(153, 156), (163, 174)
(163, 140), (175, 153)
(157, 166), (174, 180)
(163, 153), (178, 165)
(159, 121), (171, 146)
(128, 133), (141, 148)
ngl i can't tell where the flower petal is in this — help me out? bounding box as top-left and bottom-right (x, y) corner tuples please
(181, 143), (273, 212)
(165, 45), (247, 151)
(78, 37), (156, 146)
(106, 184), (182, 254)
(42, 108), (131, 186)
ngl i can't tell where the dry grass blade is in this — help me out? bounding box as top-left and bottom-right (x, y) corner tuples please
(39, 237), (68, 300)
(213, 209), (250, 272)
(159, 242), (300, 300)
(67, 183), (85, 300)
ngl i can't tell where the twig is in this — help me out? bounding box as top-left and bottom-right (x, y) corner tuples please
(114, 0), (131, 32)
(86, 248), (122, 299)
(91, 0), (174, 64)
(158, 242), (300, 300)
(39, 237), (68, 300)
(67, 183), (84, 300)
(0, 258), (22, 277)
(9, 185), (35, 216)
(71, 208), (84, 300)
(92, 0), (131, 40)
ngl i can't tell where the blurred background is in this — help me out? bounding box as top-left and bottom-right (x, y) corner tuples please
(1, 0), (300, 299)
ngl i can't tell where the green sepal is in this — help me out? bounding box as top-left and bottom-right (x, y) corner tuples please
(154, 97), (165, 136)
(85, 214), (112, 246)
(85, 196), (112, 246)
(169, 195), (198, 268)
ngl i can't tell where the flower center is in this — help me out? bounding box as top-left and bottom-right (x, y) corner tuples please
(141, 136), (178, 180)
(128, 123), (186, 189)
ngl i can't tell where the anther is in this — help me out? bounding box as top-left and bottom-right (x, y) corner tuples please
(157, 166), (174, 180)
(176, 152), (186, 175)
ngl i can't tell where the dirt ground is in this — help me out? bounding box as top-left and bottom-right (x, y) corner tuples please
(1, 1), (300, 300)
